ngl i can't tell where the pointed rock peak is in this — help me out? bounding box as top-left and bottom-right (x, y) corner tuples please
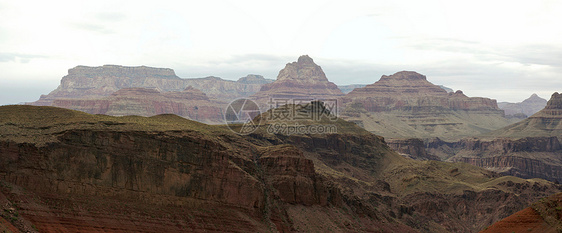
(276, 55), (328, 82)
(297, 55), (315, 65)
(380, 71), (427, 81)
(522, 93), (547, 104)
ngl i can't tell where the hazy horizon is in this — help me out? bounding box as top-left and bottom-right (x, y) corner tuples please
(1, 0), (561, 105)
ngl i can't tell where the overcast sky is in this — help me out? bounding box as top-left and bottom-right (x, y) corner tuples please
(1, 0), (561, 105)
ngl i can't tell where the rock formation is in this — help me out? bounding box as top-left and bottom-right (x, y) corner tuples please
(1, 105), (561, 233)
(498, 93), (547, 118)
(251, 55), (344, 108)
(341, 71), (516, 140)
(31, 65), (273, 106)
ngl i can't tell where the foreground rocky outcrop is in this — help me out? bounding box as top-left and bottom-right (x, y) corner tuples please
(498, 93), (547, 118)
(340, 71), (516, 140)
(1, 105), (561, 233)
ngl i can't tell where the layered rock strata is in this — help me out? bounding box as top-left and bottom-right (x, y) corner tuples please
(341, 71), (515, 140)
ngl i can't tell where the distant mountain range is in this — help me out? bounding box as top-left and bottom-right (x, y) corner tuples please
(29, 55), (516, 141)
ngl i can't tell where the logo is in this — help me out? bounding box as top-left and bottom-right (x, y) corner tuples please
(224, 98), (262, 135)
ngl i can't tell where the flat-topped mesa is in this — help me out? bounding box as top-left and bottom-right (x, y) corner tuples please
(31, 65), (188, 106)
(341, 71), (510, 140)
(345, 71), (500, 111)
(68, 65), (178, 79)
(346, 71), (448, 98)
(251, 55), (343, 105)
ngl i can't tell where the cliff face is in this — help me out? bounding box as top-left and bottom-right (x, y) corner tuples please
(31, 65), (273, 107)
(498, 93), (548, 118)
(2, 105), (561, 233)
(433, 92), (562, 182)
(386, 138), (440, 161)
(251, 55), (344, 107)
(426, 136), (562, 181)
(341, 71), (514, 140)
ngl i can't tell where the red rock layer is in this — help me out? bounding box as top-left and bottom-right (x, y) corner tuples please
(50, 87), (223, 124)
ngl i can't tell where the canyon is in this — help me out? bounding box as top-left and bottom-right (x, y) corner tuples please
(433, 92), (562, 182)
(1, 105), (560, 232)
